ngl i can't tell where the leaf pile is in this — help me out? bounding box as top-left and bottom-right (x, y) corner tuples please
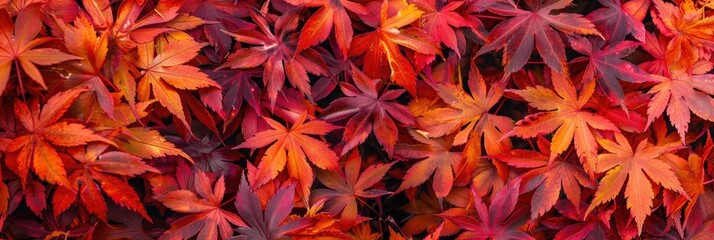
(0, 0), (713, 239)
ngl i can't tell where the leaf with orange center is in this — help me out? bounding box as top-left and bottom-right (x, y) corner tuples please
(6, 88), (111, 186)
(395, 130), (460, 198)
(234, 112), (340, 200)
(0, 6), (80, 96)
(156, 170), (246, 240)
(502, 70), (619, 175)
(652, 0), (714, 72)
(312, 150), (393, 230)
(417, 64), (513, 185)
(586, 133), (688, 235)
(52, 143), (159, 222)
(646, 69), (714, 142)
(135, 36), (221, 130)
(348, 0), (441, 95)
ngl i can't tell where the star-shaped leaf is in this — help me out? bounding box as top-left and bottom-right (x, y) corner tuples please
(0, 6), (80, 95)
(586, 133), (688, 235)
(395, 130), (461, 198)
(476, 0), (601, 78)
(234, 174), (313, 239)
(235, 112), (340, 199)
(321, 66), (415, 156)
(348, 0), (441, 95)
(568, 36), (653, 103)
(503, 70), (619, 174)
(312, 150), (393, 229)
(156, 170), (246, 240)
(135, 36), (221, 130)
(6, 88), (111, 186)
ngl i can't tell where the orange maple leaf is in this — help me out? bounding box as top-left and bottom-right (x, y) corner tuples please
(586, 133), (688, 235)
(235, 112), (341, 200)
(348, 0), (441, 95)
(503, 70), (619, 174)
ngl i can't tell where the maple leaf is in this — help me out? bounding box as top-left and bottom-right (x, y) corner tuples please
(646, 70), (714, 142)
(544, 199), (615, 240)
(0, 6), (80, 96)
(395, 130), (461, 198)
(348, 0), (441, 95)
(442, 178), (533, 240)
(587, 0), (647, 42)
(568, 36), (653, 102)
(210, 68), (261, 128)
(234, 174), (313, 239)
(5, 88), (111, 186)
(652, 0), (714, 72)
(135, 36), (221, 130)
(412, 0), (469, 56)
(502, 70), (619, 174)
(639, 32), (670, 76)
(586, 133), (688, 235)
(417, 64), (513, 184)
(105, 0), (186, 50)
(288, 0), (369, 57)
(181, 0), (255, 56)
(52, 143), (159, 222)
(476, 0), (601, 78)
(114, 127), (193, 162)
(156, 170), (246, 240)
(586, 91), (648, 133)
(220, 9), (330, 107)
(492, 136), (594, 219)
(60, 16), (115, 117)
(312, 150), (393, 229)
(398, 187), (474, 236)
(321, 66), (415, 156)
(235, 112), (340, 199)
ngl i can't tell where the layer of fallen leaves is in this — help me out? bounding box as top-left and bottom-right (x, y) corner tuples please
(0, 0), (712, 239)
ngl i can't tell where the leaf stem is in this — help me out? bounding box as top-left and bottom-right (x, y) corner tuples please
(473, 14), (507, 20)
(14, 60), (26, 102)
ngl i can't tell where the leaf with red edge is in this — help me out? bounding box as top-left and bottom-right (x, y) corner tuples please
(289, 0), (369, 57)
(312, 150), (393, 230)
(156, 170), (246, 240)
(348, 0), (441, 95)
(586, 133), (688, 235)
(503, 70), (619, 175)
(492, 136), (594, 219)
(413, 0), (469, 56)
(651, 0), (714, 72)
(52, 143), (158, 222)
(442, 178), (533, 240)
(6, 88), (111, 186)
(0, 6), (80, 96)
(476, 0), (601, 78)
(135, 35), (221, 130)
(587, 0), (647, 42)
(235, 112), (340, 199)
(395, 130), (461, 198)
(321, 66), (415, 156)
(568, 36), (653, 103)
(417, 64), (513, 185)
